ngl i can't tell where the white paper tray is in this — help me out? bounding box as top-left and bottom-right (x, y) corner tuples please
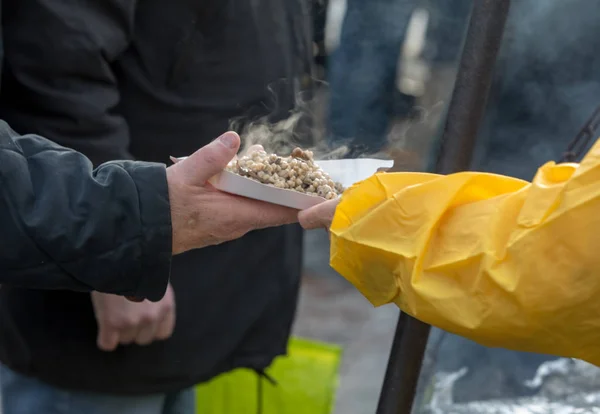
(175, 157), (393, 210)
(208, 170), (325, 209)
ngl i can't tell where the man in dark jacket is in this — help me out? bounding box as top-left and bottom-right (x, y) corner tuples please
(1, 127), (298, 298)
(0, 0), (311, 412)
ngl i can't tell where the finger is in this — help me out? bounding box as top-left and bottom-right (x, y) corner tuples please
(298, 199), (340, 230)
(155, 307), (176, 341)
(178, 131), (241, 186)
(235, 198), (299, 230)
(97, 328), (120, 352)
(135, 322), (158, 346)
(117, 325), (139, 346)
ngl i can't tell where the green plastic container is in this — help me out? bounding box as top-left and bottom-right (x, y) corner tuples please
(196, 337), (342, 414)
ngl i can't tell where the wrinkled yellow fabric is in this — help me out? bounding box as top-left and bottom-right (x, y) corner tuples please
(330, 138), (600, 366)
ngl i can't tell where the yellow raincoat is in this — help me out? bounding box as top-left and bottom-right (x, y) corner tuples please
(330, 138), (600, 365)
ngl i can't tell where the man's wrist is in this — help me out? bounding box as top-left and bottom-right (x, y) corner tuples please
(166, 167), (184, 255)
(126, 162), (173, 301)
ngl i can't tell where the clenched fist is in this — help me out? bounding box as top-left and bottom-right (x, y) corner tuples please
(92, 284), (176, 351)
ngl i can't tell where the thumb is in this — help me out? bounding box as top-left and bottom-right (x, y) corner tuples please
(178, 131), (241, 186)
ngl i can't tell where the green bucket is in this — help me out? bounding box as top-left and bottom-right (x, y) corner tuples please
(196, 337), (342, 414)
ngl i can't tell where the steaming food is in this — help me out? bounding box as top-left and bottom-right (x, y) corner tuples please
(226, 147), (345, 199)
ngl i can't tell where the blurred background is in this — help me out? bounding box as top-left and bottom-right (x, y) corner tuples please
(297, 0), (600, 413)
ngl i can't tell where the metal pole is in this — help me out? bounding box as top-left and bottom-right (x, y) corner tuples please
(376, 1), (511, 413)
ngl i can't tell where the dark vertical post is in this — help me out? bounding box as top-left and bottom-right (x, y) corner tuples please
(376, 1), (511, 413)
(433, 0), (511, 175)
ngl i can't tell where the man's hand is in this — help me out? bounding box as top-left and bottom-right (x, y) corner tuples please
(92, 284), (176, 351)
(298, 198), (340, 230)
(166, 132), (299, 254)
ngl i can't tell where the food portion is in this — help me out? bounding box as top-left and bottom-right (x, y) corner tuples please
(226, 147), (345, 199)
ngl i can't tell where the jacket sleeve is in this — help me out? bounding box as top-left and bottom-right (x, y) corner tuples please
(0, 0), (135, 165)
(330, 138), (600, 364)
(0, 121), (172, 302)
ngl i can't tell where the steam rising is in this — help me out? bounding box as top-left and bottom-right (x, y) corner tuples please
(227, 79), (368, 161)
(227, 83), (443, 168)
(232, 111), (352, 161)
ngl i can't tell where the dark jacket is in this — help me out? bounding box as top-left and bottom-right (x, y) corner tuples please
(0, 0), (310, 394)
(0, 121), (171, 300)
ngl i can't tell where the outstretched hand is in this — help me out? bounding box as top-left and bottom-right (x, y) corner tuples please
(166, 132), (298, 254)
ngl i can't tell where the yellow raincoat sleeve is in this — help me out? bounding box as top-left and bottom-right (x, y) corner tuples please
(330, 138), (600, 366)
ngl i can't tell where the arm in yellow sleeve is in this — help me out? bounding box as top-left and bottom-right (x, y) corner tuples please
(331, 138), (600, 365)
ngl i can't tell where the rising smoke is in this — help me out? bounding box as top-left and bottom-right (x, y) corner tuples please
(228, 78), (446, 169)
(231, 109), (351, 160)
(226, 77), (387, 161)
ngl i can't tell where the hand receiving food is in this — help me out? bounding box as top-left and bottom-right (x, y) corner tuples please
(92, 283), (176, 351)
(166, 132), (299, 254)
